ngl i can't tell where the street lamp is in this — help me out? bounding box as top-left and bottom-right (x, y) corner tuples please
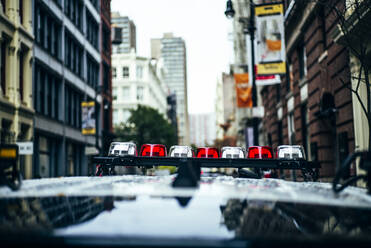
(224, 0), (235, 19)
(225, 0), (259, 146)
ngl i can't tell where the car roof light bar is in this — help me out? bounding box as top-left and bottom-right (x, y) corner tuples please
(93, 156), (319, 170)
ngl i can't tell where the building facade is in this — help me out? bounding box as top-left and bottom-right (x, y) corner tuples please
(261, 1), (355, 179)
(33, 0), (103, 178)
(112, 50), (169, 126)
(0, 0), (34, 178)
(151, 33), (190, 145)
(229, 0), (265, 147)
(100, 0), (113, 155)
(111, 13), (136, 54)
(189, 113), (216, 147)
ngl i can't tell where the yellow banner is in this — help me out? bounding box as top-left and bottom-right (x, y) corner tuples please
(82, 128), (96, 135)
(82, 101), (96, 135)
(257, 62), (286, 75)
(81, 101), (95, 107)
(255, 3), (284, 16)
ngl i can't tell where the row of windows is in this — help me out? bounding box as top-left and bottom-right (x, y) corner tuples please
(64, 0), (83, 31)
(65, 84), (82, 128)
(112, 86), (144, 101)
(34, 64), (61, 120)
(112, 66), (144, 79)
(113, 109), (130, 125)
(87, 55), (99, 89)
(86, 10), (99, 49)
(35, 4), (62, 59)
(65, 31), (84, 78)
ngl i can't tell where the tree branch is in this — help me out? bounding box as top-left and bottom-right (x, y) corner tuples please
(340, 77), (368, 118)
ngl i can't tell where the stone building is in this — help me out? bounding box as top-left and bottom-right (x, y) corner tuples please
(0, 0), (34, 178)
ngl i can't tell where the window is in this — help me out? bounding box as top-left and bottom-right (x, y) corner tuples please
(1, 41), (6, 95)
(67, 143), (75, 176)
(113, 67), (116, 78)
(113, 87), (117, 101)
(86, 10), (99, 48)
(286, 58), (293, 92)
(288, 112), (295, 144)
(122, 66), (129, 78)
(35, 5), (62, 59)
(87, 55), (99, 88)
(298, 44), (307, 80)
(64, 83), (82, 128)
(122, 86), (130, 99)
(301, 103), (311, 160)
(137, 86), (144, 101)
(1, 0), (6, 14)
(19, 51), (24, 102)
(123, 110), (130, 122)
(136, 65), (143, 79)
(65, 32), (84, 77)
(113, 110), (118, 125)
(19, 0), (23, 25)
(65, 0), (83, 31)
(39, 136), (50, 178)
(34, 63), (61, 120)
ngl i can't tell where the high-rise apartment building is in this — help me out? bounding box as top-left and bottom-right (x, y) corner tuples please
(151, 33), (189, 145)
(32, 0), (105, 178)
(111, 12), (136, 54)
(0, 0), (34, 178)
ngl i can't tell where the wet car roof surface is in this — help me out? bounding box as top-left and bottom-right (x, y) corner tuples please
(1, 176), (371, 241)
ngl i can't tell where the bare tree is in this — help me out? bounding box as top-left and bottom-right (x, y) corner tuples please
(319, 0), (371, 151)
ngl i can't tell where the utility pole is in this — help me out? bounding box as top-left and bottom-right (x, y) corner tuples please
(226, 0), (259, 146)
(248, 0), (259, 146)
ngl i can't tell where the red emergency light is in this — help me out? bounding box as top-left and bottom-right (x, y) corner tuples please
(247, 146), (274, 159)
(196, 147), (219, 158)
(140, 144), (167, 157)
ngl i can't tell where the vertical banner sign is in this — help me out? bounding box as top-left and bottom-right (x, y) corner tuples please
(234, 73), (252, 108)
(255, 3), (286, 75)
(82, 101), (96, 135)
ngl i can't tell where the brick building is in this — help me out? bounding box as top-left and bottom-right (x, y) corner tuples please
(100, 0), (114, 154)
(261, 1), (355, 178)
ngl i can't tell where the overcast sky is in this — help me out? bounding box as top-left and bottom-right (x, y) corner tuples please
(111, 0), (233, 114)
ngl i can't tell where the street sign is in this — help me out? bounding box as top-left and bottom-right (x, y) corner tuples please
(16, 142), (33, 155)
(85, 146), (99, 155)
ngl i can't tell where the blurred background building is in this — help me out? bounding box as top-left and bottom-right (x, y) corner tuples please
(151, 33), (190, 145)
(112, 49), (169, 125)
(189, 113), (216, 147)
(259, 1), (355, 179)
(111, 12), (136, 54)
(31, 0), (112, 178)
(0, 0), (34, 178)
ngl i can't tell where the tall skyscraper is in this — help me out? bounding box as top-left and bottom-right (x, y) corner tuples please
(151, 33), (189, 145)
(111, 12), (136, 54)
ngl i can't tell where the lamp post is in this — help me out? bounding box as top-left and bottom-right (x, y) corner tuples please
(225, 0), (259, 146)
(95, 85), (102, 155)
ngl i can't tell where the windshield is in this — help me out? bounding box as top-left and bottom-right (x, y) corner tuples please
(0, 0), (371, 247)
